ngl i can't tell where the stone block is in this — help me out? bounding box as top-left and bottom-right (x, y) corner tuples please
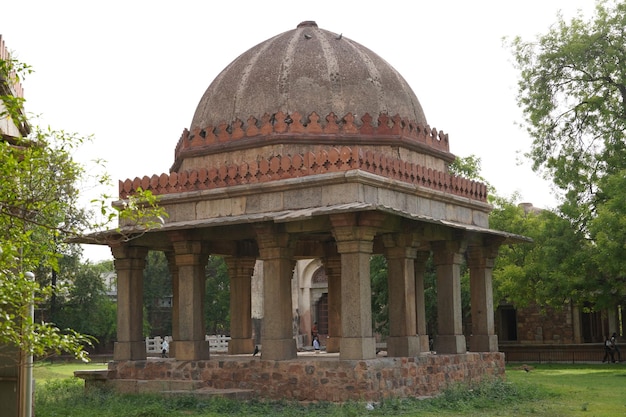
(283, 186), (322, 209)
(387, 336), (420, 357)
(114, 341), (146, 361)
(339, 337), (376, 360)
(164, 201), (195, 222)
(321, 183), (361, 206)
(261, 338), (297, 360)
(175, 340), (210, 360)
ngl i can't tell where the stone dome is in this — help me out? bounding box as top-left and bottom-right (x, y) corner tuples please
(190, 21), (427, 131)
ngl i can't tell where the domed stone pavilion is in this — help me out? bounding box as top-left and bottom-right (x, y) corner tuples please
(87, 21), (524, 401)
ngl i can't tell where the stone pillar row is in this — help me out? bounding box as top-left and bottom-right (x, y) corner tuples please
(111, 228), (501, 362)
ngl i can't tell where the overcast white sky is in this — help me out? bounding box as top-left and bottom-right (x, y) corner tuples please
(2, 0), (597, 261)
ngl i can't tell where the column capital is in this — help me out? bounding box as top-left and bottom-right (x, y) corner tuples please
(330, 212), (385, 243)
(110, 244), (148, 262)
(432, 240), (467, 265)
(254, 224), (294, 259)
(467, 241), (501, 268)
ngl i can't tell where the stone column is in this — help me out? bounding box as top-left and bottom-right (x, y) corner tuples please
(170, 237), (210, 360)
(432, 240), (467, 354)
(165, 251), (179, 358)
(255, 225), (297, 360)
(224, 257), (256, 354)
(384, 234), (420, 357)
(323, 254), (342, 353)
(414, 251), (431, 353)
(111, 244), (148, 361)
(331, 213), (377, 360)
(467, 243), (500, 352)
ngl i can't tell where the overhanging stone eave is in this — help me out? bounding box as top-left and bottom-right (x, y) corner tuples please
(74, 201), (528, 247)
(273, 202), (531, 244)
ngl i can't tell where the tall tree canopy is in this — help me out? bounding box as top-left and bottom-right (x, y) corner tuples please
(510, 0), (626, 309)
(511, 0), (626, 211)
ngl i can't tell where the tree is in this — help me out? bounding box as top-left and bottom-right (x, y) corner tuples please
(1, 52), (166, 363)
(370, 255), (389, 336)
(52, 259), (117, 349)
(509, 0), (626, 310)
(143, 251), (172, 336)
(204, 256), (230, 335)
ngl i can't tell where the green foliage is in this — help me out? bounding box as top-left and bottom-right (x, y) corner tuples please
(370, 255), (389, 336)
(34, 373), (550, 417)
(508, 0), (626, 311)
(1, 52), (167, 363)
(204, 256), (230, 335)
(52, 259), (117, 347)
(490, 196), (596, 310)
(143, 251), (172, 336)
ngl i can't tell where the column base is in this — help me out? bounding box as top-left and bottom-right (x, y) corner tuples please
(228, 338), (255, 355)
(326, 337), (341, 353)
(469, 334), (499, 352)
(340, 337), (376, 360)
(260, 338), (297, 360)
(173, 340), (210, 360)
(114, 341), (146, 361)
(418, 334), (431, 353)
(387, 335), (421, 357)
(435, 335), (466, 354)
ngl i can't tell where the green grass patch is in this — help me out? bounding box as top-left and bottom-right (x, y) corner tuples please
(34, 361), (108, 383)
(33, 362), (626, 416)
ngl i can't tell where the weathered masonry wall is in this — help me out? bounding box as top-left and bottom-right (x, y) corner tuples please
(106, 353), (504, 402)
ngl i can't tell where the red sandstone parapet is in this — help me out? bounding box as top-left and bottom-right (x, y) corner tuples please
(119, 145), (487, 202)
(174, 111), (450, 159)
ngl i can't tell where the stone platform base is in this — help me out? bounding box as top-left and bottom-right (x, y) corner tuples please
(88, 352), (505, 402)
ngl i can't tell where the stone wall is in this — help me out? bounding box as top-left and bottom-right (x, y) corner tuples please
(516, 303), (575, 344)
(107, 353), (504, 402)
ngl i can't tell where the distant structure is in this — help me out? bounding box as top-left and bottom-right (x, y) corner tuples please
(83, 22), (525, 401)
(497, 203), (622, 362)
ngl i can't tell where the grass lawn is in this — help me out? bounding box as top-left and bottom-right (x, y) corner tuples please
(504, 363), (626, 416)
(34, 361), (108, 383)
(33, 362), (626, 416)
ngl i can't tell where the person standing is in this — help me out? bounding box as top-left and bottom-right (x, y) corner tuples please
(161, 337), (169, 358)
(313, 336), (321, 354)
(602, 336), (615, 363)
(611, 332), (621, 363)
(311, 321), (318, 346)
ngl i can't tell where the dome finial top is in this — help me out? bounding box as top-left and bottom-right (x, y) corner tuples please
(297, 21), (318, 28)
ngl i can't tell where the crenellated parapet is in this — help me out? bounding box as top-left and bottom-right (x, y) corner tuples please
(120, 145), (487, 202)
(172, 111), (450, 171)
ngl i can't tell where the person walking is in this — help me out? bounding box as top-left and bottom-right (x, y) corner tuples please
(610, 332), (621, 363)
(602, 336), (615, 363)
